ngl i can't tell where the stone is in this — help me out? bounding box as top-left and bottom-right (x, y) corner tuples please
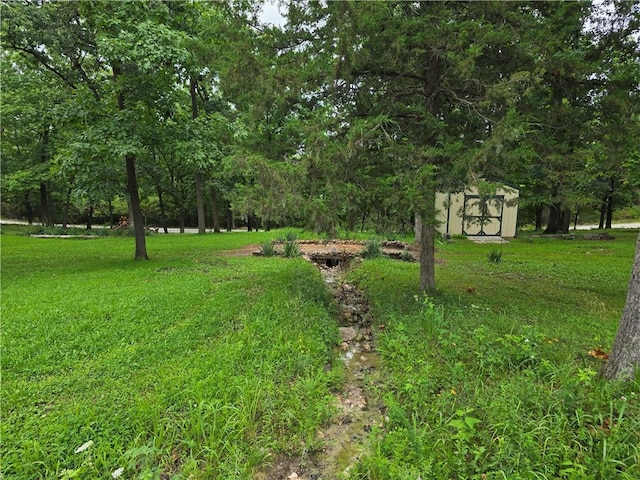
(288, 473), (299, 480)
(340, 341), (349, 351)
(339, 327), (357, 342)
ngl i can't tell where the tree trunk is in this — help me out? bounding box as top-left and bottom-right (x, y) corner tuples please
(601, 232), (640, 380)
(414, 214), (422, 244)
(195, 172), (206, 234)
(179, 210), (185, 233)
(126, 154), (148, 259)
(86, 204), (93, 230)
(157, 188), (169, 234)
(108, 200), (114, 228)
(535, 206), (544, 231)
(605, 191), (614, 229)
(247, 214), (253, 232)
(25, 193), (33, 225)
(210, 187), (221, 233)
(226, 202), (233, 232)
(39, 183), (53, 227)
(114, 63), (147, 259)
(544, 203), (562, 234)
(419, 214), (436, 292)
(63, 188), (72, 229)
(560, 208), (571, 234)
(189, 76), (206, 235)
(599, 199), (606, 229)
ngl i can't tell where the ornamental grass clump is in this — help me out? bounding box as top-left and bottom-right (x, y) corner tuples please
(260, 240), (276, 257)
(487, 248), (503, 263)
(283, 240), (301, 258)
(362, 238), (383, 259)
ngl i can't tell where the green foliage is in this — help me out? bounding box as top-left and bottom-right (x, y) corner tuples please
(362, 238), (383, 259)
(487, 248), (503, 263)
(259, 239), (275, 257)
(285, 231), (298, 242)
(348, 232), (640, 479)
(283, 239), (301, 258)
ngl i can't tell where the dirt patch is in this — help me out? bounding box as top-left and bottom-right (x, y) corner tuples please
(218, 244), (262, 257)
(222, 240), (419, 263)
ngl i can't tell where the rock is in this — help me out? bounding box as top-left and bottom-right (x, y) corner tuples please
(341, 341), (349, 351)
(339, 327), (358, 342)
(288, 473), (299, 480)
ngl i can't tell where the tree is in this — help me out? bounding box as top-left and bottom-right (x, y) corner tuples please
(602, 232), (640, 380)
(284, 1), (540, 290)
(2, 1), (195, 258)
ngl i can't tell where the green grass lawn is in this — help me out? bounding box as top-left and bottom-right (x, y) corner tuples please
(1, 229), (340, 479)
(348, 231), (640, 479)
(2, 227), (639, 479)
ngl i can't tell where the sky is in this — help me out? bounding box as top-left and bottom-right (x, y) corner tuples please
(259, 0), (287, 27)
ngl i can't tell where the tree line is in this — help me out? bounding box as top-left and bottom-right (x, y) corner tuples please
(2, 1), (639, 274)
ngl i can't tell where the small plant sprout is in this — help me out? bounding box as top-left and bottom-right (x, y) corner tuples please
(487, 248), (503, 263)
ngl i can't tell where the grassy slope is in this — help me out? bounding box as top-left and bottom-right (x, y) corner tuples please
(348, 232), (640, 479)
(1, 230), (340, 479)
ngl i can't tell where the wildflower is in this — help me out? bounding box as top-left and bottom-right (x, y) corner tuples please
(111, 467), (124, 479)
(74, 440), (94, 454)
(450, 387), (457, 395)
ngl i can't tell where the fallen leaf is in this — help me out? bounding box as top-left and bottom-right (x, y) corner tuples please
(588, 348), (609, 360)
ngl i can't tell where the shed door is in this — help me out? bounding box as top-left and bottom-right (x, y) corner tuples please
(462, 195), (504, 236)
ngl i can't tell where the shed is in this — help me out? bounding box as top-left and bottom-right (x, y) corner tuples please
(436, 184), (519, 238)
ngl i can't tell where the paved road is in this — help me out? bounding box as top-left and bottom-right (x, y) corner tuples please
(575, 223), (640, 230)
(0, 218), (263, 234)
(2, 218), (638, 234)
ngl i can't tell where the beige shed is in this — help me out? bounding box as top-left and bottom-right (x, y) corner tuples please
(436, 185), (519, 238)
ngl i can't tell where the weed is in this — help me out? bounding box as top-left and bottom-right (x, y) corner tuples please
(487, 248), (503, 263)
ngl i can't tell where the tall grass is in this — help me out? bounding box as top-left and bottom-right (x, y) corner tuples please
(1, 229), (340, 479)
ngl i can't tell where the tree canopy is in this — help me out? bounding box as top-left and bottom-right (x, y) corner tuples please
(2, 0), (639, 286)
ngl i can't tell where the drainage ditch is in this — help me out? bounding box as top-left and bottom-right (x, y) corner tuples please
(257, 260), (385, 480)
